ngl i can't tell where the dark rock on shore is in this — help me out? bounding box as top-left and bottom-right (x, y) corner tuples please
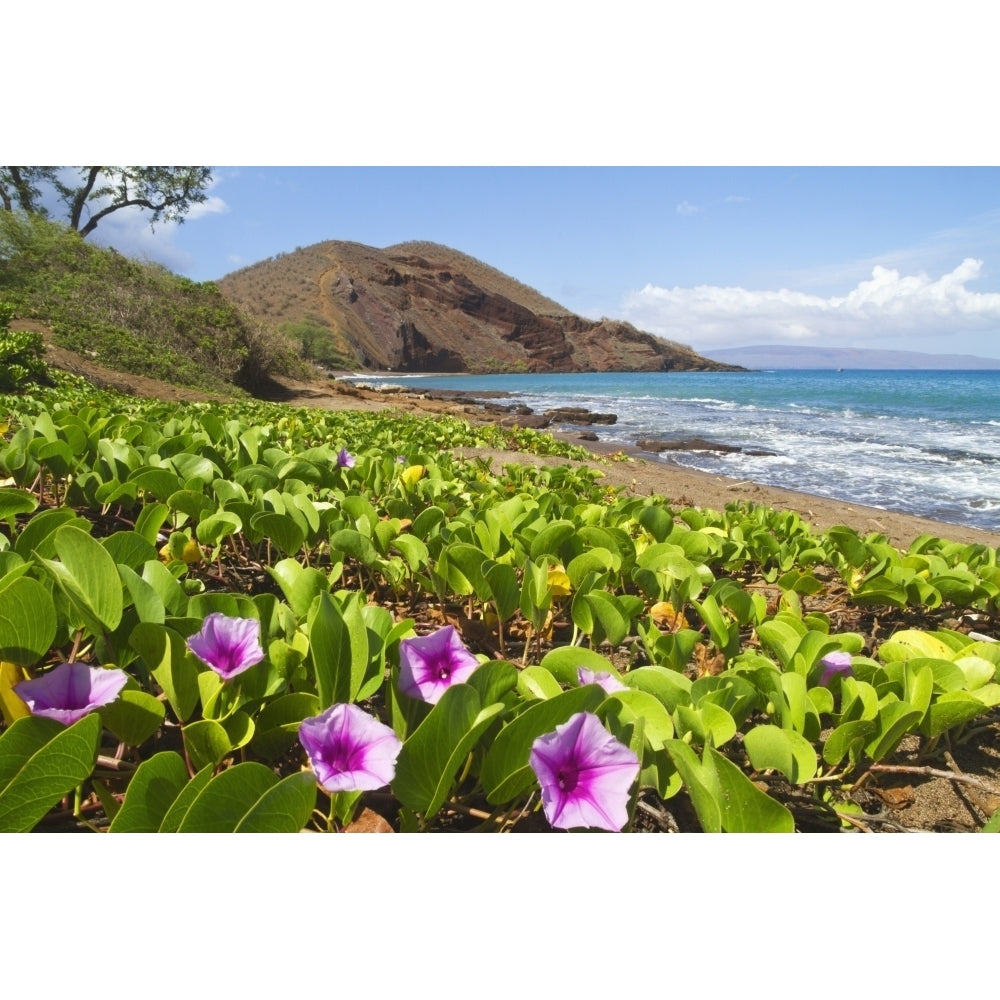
(637, 437), (776, 457)
(543, 407), (618, 426)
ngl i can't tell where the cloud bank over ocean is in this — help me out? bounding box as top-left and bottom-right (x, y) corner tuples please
(623, 258), (1000, 353)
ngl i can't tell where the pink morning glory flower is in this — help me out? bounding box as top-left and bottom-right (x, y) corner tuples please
(819, 650), (853, 687)
(577, 666), (627, 694)
(336, 447), (355, 468)
(299, 703), (402, 793)
(186, 613), (265, 681)
(14, 661), (128, 726)
(398, 625), (480, 704)
(529, 711), (640, 832)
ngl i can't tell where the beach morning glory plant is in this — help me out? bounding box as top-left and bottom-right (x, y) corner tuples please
(299, 704), (402, 793)
(529, 711), (640, 832)
(818, 650), (854, 687)
(398, 625), (480, 704)
(14, 661), (128, 726)
(336, 447), (355, 468)
(186, 613), (265, 681)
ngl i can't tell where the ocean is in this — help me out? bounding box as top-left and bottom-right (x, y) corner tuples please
(347, 370), (1000, 535)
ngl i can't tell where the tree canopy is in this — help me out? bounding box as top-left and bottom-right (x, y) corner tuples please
(0, 166), (212, 238)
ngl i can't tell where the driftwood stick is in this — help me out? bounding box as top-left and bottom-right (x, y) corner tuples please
(869, 761), (999, 797)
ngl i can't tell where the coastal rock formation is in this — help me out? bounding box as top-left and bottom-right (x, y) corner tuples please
(637, 438), (776, 457)
(218, 240), (743, 375)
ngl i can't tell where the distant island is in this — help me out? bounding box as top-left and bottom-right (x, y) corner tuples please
(701, 345), (1000, 370)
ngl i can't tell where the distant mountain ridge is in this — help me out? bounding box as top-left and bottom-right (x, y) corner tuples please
(217, 240), (740, 374)
(703, 345), (1000, 370)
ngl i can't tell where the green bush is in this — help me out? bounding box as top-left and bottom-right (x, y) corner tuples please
(0, 303), (50, 391)
(279, 320), (354, 370)
(0, 211), (301, 392)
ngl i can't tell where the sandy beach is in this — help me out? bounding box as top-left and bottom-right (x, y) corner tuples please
(314, 377), (1000, 550)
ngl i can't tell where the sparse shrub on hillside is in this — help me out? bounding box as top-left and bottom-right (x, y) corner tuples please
(279, 319), (354, 370)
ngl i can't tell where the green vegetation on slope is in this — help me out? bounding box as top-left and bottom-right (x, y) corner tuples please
(0, 211), (303, 393)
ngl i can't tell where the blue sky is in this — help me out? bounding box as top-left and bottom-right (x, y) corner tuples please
(88, 166), (1000, 359)
(15, 4), (1000, 359)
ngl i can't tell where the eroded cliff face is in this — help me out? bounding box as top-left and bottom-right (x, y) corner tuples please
(218, 240), (741, 373)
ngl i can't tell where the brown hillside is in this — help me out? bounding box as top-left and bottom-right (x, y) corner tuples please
(217, 240), (742, 374)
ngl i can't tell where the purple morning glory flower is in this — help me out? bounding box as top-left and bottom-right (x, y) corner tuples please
(186, 613), (265, 681)
(299, 703), (402, 793)
(336, 447), (355, 468)
(529, 711), (640, 832)
(14, 661), (128, 726)
(577, 666), (627, 694)
(398, 625), (480, 704)
(819, 650), (854, 687)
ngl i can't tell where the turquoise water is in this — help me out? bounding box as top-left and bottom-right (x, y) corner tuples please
(348, 370), (1000, 533)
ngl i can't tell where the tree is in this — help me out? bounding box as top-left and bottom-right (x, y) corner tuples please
(0, 166), (212, 239)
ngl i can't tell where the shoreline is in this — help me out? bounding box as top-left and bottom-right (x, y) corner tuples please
(316, 376), (1000, 550)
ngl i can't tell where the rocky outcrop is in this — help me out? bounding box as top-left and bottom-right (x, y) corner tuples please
(218, 240), (743, 375)
(637, 438), (776, 457)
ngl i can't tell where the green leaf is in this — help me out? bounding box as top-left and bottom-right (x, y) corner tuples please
(14, 507), (84, 559)
(158, 765), (215, 832)
(197, 510), (243, 547)
(878, 630), (955, 662)
(183, 718), (234, 772)
(267, 558), (330, 619)
(822, 719), (876, 767)
(484, 562), (520, 621)
(623, 665), (692, 712)
(664, 738), (721, 833)
(99, 689), (166, 746)
(528, 519), (576, 561)
(921, 693), (988, 740)
(251, 692), (321, 760)
(539, 645), (620, 687)
(308, 591), (368, 708)
(578, 590), (630, 647)
(132, 623), (200, 722)
(233, 772), (317, 832)
(517, 665), (564, 701)
(0, 576), (57, 666)
(328, 528), (377, 566)
(0, 487), (38, 523)
(704, 746), (795, 832)
(102, 531), (157, 570)
(865, 701), (924, 763)
(600, 689), (675, 749)
(0, 714), (101, 832)
(674, 702), (737, 748)
(109, 751), (190, 832)
(250, 511), (305, 557)
(176, 762), (282, 832)
(464, 659), (518, 706)
(394, 684), (505, 819)
(38, 525), (124, 633)
(743, 725), (818, 784)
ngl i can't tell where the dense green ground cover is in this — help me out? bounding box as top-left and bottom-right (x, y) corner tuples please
(0, 213), (301, 392)
(1, 380), (999, 832)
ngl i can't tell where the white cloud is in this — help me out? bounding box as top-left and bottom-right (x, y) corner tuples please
(622, 258), (1000, 351)
(675, 200), (699, 216)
